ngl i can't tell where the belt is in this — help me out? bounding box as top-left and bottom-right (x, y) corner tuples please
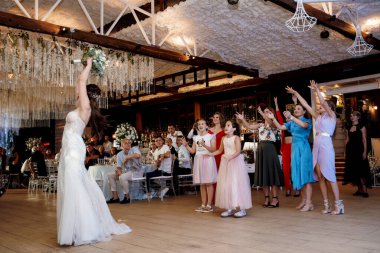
(316, 132), (331, 137)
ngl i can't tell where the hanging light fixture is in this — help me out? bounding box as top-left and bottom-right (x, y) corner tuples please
(347, 25), (373, 57)
(285, 0), (317, 32)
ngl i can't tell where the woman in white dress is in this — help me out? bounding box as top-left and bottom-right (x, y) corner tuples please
(57, 58), (131, 246)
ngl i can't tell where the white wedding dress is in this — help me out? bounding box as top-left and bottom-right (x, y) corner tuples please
(57, 110), (131, 246)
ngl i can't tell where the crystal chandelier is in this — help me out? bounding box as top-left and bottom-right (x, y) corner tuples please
(285, 0), (317, 32)
(347, 25), (373, 57)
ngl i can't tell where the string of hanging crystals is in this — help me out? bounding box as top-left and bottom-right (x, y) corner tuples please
(0, 26), (154, 129)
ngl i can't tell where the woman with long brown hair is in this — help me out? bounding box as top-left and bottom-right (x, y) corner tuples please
(57, 58), (131, 246)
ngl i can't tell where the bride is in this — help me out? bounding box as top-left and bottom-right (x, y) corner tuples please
(57, 57), (131, 246)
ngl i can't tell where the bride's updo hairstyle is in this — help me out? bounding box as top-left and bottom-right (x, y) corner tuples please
(86, 84), (108, 140)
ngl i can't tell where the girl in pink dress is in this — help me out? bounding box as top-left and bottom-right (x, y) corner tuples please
(211, 120), (252, 218)
(287, 80), (344, 215)
(182, 119), (217, 213)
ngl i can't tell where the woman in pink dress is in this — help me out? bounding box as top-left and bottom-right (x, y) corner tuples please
(286, 80), (344, 215)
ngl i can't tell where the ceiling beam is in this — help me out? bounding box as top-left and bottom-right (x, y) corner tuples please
(100, 0), (186, 35)
(0, 11), (258, 77)
(268, 0), (380, 50)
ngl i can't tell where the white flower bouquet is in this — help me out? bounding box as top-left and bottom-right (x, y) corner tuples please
(72, 47), (109, 76)
(115, 122), (138, 146)
(25, 137), (42, 151)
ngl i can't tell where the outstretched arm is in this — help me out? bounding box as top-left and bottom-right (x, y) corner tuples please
(235, 112), (262, 130)
(286, 86), (318, 119)
(283, 111), (309, 129)
(210, 137), (225, 156)
(267, 111), (287, 131)
(309, 80), (335, 119)
(274, 97), (284, 125)
(77, 58), (93, 122)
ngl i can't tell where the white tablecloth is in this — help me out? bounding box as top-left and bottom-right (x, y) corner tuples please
(88, 164), (156, 200)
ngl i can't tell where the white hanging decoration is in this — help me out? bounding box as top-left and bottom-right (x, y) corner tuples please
(285, 0), (317, 32)
(346, 25), (373, 57)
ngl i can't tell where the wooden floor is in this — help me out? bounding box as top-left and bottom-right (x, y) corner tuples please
(0, 184), (379, 253)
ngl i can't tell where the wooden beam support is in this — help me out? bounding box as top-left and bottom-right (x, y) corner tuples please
(0, 11), (258, 77)
(268, 0), (380, 50)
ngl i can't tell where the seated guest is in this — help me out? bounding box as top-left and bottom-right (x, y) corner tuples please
(167, 124), (183, 149)
(109, 147), (118, 164)
(146, 136), (172, 199)
(102, 135), (113, 154)
(98, 145), (110, 159)
(44, 149), (55, 160)
(107, 138), (142, 204)
(85, 143), (100, 169)
(166, 138), (178, 156)
(145, 141), (157, 164)
(173, 136), (192, 190)
(30, 145), (47, 177)
(0, 147), (7, 173)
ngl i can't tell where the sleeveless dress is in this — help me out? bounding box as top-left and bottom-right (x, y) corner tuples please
(313, 113), (336, 182)
(284, 117), (314, 190)
(57, 110), (131, 246)
(192, 133), (218, 184)
(343, 124), (371, 186)
(215, 136), (252, 210)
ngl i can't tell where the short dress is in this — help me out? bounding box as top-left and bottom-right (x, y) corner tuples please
(192, 134), (218, 184)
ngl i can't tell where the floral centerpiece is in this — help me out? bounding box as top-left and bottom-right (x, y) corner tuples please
(25, 137), (41, 151)
(115, 122), (138, 146)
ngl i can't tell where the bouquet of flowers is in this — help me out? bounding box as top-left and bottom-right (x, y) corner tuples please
(115, 122), (138, 146)
(73, 47), (109, 77)
(25, 137), (42, 151)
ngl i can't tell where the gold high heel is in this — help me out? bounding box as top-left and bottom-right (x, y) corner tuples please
(296, 199), (306, 210)
(331, 200), (344, 215)
(300, 202), (314, 212)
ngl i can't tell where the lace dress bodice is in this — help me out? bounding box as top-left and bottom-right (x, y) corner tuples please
(64, 110), (86, 136)
(223, 136), (237, 156)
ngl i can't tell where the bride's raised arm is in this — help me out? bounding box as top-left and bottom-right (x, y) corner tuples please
(77, 58), (92, 122)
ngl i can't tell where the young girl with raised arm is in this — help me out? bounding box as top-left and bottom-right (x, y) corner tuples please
(211, 120), (252, 218)
(181, 119), (217, 213)
(268, 103), (314, 211)
(286, 80), (344, 215)
(236, 107), (283, 208)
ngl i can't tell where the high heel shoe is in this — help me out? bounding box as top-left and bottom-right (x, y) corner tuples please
(293, 190), (300, 197)
(300, 202), (314, 212)
(321, 199), (331, 214)
(285, 189), (291, 197)
(296, 199), (306, 210)
(331, 200), (344, 215)
(263, 196), (270, 208)
(268, 196), (279, 208)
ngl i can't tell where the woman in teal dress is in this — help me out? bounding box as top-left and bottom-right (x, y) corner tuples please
(268, 104), (314, 211)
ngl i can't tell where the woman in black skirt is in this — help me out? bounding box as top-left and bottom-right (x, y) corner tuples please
(236, 106), (284, 208)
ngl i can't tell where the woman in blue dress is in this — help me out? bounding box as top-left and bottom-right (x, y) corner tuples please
(268, 104), (314, 211)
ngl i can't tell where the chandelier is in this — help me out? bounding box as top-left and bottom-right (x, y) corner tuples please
(346, 27), (373, 57)
(0, 27), (154, 129)
(285, 0), (317, 32)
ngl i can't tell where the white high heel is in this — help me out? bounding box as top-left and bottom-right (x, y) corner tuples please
(331, 200), (344, 215)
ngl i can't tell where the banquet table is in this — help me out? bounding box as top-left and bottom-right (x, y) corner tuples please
(88, 164), (155, 200)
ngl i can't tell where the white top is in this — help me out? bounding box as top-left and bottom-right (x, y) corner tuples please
(177, 145), (191, 169)
(193, 133), (214, 155)
(102, 141), (113, 153)
(153, 144), (172, 173)
(167, 131), (183, 149)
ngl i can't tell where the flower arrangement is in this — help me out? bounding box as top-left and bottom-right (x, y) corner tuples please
(25, 137), (41, 151)
(115, 122), (138, 146)
(82, 48), (109, 77)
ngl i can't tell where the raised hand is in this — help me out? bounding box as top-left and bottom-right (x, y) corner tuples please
(274, 97), (278, 105)
(283, 111), (292, 120)
(235, 112), (244, 120)
(257, 106), (264, 115)
(285, 86), (296, 94)
(292, 94), (298, 105)
(308, 80), (318, 90)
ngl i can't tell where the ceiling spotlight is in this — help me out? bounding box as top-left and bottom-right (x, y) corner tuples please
(320, 29), (329, 39)
(227, 0), (239, 5)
